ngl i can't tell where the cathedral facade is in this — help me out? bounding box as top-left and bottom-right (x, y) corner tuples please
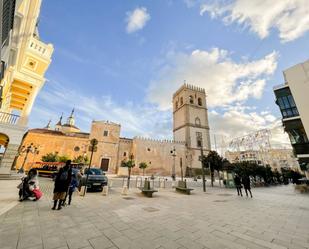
(16, 84), (211, 175)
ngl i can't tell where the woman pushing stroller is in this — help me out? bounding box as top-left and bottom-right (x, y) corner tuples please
(18, 168), (42, 201)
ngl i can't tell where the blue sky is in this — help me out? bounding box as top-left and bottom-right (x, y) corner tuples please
(30, 0), (309, 148)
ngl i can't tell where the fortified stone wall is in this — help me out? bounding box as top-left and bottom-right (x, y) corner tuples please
(131, 137), (187, 176)
(89, 121), (121, 173)
(116, 138), (133, 175)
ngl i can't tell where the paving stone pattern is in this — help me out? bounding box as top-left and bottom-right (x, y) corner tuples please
(0, 178), (309, 249)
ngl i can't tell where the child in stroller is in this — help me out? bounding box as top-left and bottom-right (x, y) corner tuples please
(18, 168), (41, 201)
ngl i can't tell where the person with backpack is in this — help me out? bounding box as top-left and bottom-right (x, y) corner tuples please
(52, 160), (72, 210)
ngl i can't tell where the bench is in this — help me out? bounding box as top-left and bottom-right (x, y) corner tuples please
(175, 180), (194, 195)
(140, 180), (158, 198)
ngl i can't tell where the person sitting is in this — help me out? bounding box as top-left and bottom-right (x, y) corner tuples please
(18, 168), (40, 201)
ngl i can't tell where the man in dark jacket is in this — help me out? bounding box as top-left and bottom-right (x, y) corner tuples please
(242, 174), (253, 198)
(52, 160), (72, 210)
(233, 174), (243, 196)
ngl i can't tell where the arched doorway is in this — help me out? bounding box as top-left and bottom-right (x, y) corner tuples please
(0, 133), (9, 166)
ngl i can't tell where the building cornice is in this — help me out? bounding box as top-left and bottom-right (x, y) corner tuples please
(173, 103), (208, 114)
(174, 123), (210, 132)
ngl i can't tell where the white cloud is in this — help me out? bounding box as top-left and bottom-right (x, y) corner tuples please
(147, 48), (278, 110)
(30, 80), (172, 139)
(30, 77), (290, 152)
(209, 107), (291, 153)
(126, 7), (150, 33)
(200, 0), (309, 42)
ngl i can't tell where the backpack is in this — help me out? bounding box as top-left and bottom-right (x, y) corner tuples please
(59, 170), (68, 181)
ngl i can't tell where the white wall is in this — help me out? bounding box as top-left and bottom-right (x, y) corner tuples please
(284, 60), (309, 136)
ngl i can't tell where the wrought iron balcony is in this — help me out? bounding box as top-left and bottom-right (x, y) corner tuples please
(0, 111), (19, 125)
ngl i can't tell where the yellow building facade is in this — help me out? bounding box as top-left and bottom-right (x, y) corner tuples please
(0, 0), (53, 175)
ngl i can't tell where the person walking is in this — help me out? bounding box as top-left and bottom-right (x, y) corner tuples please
(62, 167), (79, 206)
(52, 160), (72, 210)
(242, 174), (253, 198)
(67, 168), (79, 205)
(233, 174), (243, 197)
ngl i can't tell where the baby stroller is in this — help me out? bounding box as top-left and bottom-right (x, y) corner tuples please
(18, 169), (42, 201)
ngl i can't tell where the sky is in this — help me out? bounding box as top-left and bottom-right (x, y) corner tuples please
(30, 0), (309, 151)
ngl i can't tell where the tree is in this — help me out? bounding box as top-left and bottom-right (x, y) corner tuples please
(202, 150), (223, 187)
(58, 155), (71, 163)
(41, 152), (58, 162)
(121, 154), (135, 188)
(139, 162), (148, 176)
(73, 155), (89, 164)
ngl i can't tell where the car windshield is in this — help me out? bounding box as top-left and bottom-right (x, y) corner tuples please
(85, 168), (102, 175)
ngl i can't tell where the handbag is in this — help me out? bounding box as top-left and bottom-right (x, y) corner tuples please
(32, 189), (43, 200)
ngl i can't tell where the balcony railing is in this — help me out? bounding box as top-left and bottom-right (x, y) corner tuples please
(28, 37), (53, 59)
(0, 111), (19, 125)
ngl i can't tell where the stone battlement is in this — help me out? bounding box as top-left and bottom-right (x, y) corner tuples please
(92, 120), (121, 126)
(173, 83), (205, 98)
(134, 136), (186, 145)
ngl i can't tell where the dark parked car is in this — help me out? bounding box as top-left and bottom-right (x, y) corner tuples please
(81, 168), (108, 191)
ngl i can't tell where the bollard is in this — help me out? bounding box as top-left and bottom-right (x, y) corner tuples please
(160, 180), (165, 188)
(136, 177), (142, 188)
(121, 185), (128, 195)
(159, 178), (165, 188)
(102, 186), (109, 196)
(79, 186), (87, 196)
(172, 181), (176, 188)
(137, 181), (141, 188)
(109, 180), (113, 188)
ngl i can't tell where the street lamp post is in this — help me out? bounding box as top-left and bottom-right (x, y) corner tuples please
(197, 134), (206, 192)
(171, 147), (176, 181)
(18, 143), (39, 173)
(127, 154), (134, 189)
(180, 157), (184, 181)
(83, 138), (98, 196)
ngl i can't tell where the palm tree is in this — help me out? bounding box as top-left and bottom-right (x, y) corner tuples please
(121, 154), (135, 188)
(139, 162), (148, 176)
(202, 150), (223, 187)
(41, 152), (59, 162)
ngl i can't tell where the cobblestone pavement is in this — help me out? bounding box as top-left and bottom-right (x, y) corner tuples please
(0, 178), (309, 249)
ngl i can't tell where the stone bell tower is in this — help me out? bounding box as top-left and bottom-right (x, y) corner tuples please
(173, 84), (211, 168)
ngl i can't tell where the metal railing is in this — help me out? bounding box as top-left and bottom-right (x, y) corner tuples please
(0, 111), (19, 125)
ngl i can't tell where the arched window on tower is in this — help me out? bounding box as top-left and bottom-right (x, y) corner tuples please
(196, 132), (203, 148)
(175, 101), (178, 109)
(195, 117), (201, 126)
(198, 97), (202, 106)
(189, 95), (194, 104)
(180, 97), (183, 105)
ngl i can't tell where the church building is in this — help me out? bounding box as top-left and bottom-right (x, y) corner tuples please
(16, 84), (211, 175)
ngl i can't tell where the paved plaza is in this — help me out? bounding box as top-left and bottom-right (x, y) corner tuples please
(0, 178), (309, 249)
